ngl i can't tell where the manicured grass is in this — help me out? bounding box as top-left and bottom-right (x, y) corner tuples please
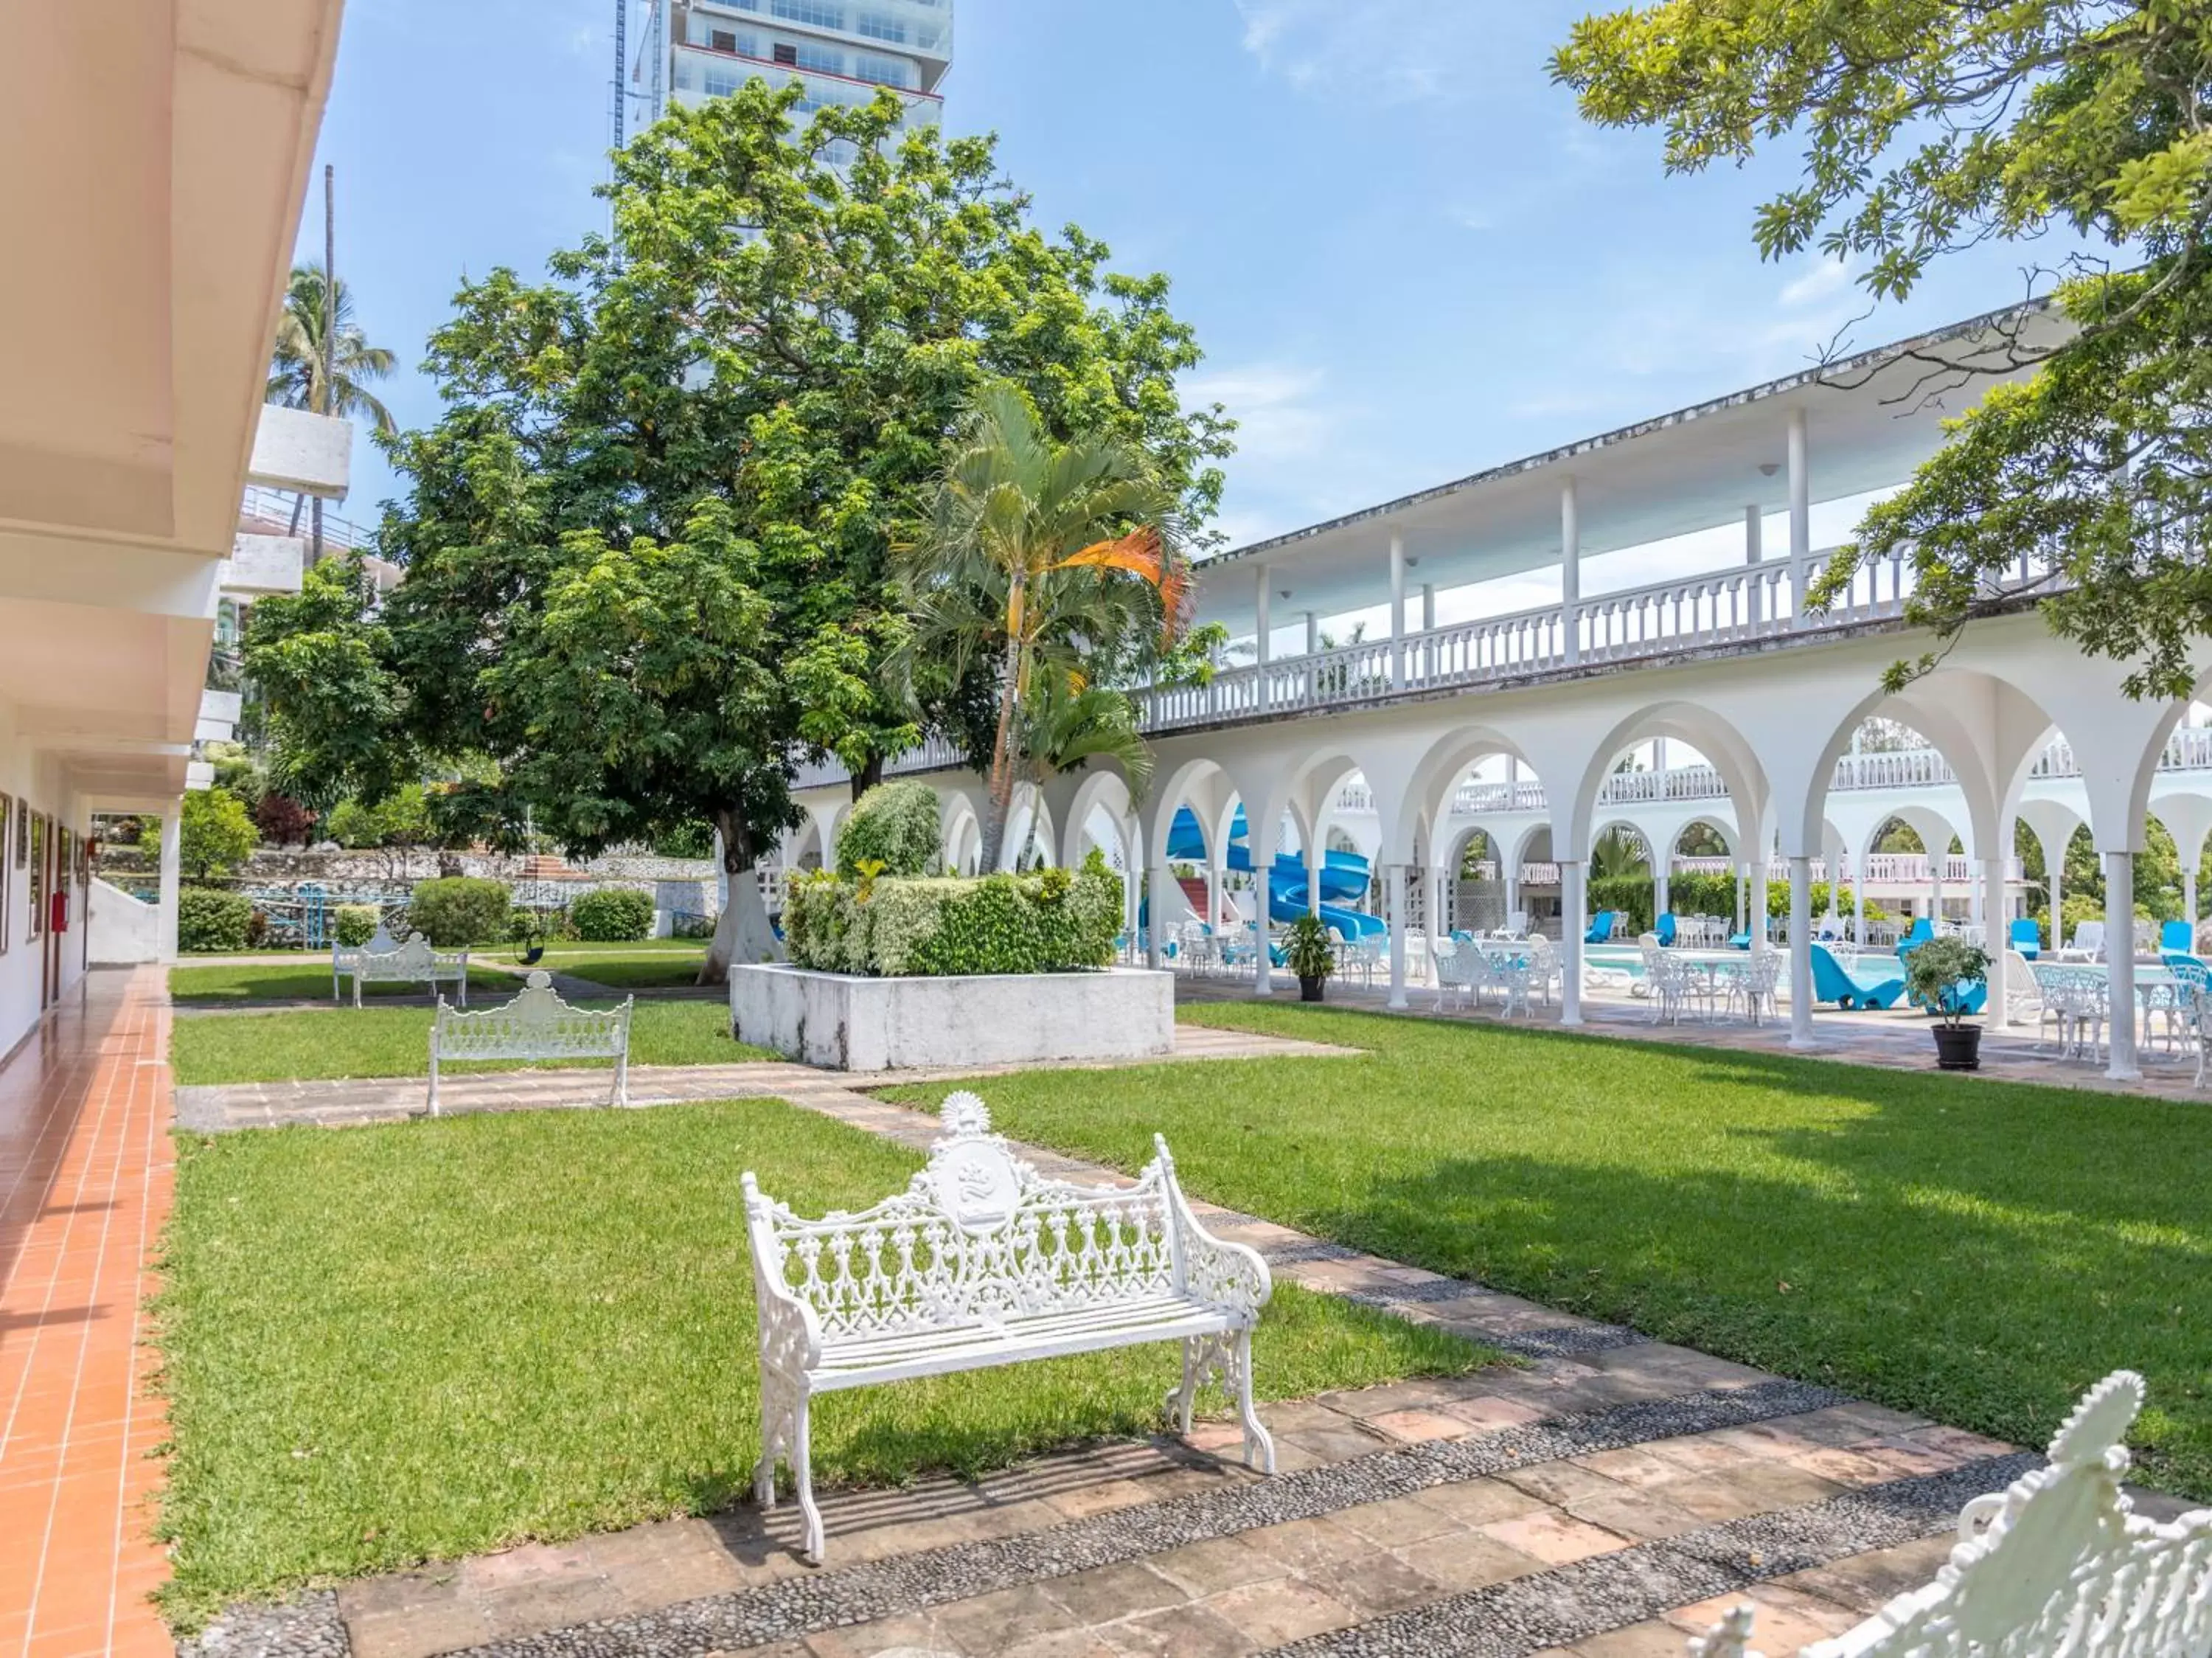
(156, 1098), (1492, 1619)
(169, 962), (518, 1004)
(170, 998), (771, 1085)
(532, 949), (709, 990)
(884, 1001), (2212, 1501)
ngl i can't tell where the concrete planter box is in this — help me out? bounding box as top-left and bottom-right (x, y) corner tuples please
(729, 963), (1174, 1072)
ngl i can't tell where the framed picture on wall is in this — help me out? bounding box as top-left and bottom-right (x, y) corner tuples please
(12, 798), (24, 870)
(29, 814), (45, 940)
(0, 797), (13, 953)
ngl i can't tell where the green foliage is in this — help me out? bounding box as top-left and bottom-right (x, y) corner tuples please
(334, 905), (381, 948)
(324, 785), (436, 850)
(650, 821), (714, 859)
(177, 889), (254, 954)
(244, 83), (1228, 982)
(1552, 3), (2212, 696)
(404, 878), (512, 948)
(180, 789), (259, 881)
(835, 782), (943, 878)
(1585, 876), (1657, 936)
(571, 887), (655, 943)
(785, 856), (1121, 977)
(1902, 935), (1992, 1028)
(1284, 913), (1336, 982)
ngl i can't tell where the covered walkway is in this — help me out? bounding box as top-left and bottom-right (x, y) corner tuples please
(0, 967), (174, 1658)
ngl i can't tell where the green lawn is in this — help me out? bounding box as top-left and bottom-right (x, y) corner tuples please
(171, 998), (770, 1085)
(533, 949), (709, 989)
(157, 1098), (1492, 1620)
(169, 962), (519, 1004)
(883, 1000), (2212, 1502)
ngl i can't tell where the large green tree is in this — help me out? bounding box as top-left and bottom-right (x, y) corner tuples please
(1554, 3), (2212, 697)
(246, 83), (1231, 979)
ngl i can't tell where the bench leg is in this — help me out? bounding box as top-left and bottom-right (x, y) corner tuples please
(354, 977), (364, 1010)
(791, 1397), (824, 1564)
(612, 1047), (628, 1109)
(1234, 1329), (1274, 1475)
(427, 1049), (439, 1117)
(1169, 1339), (1202, 1435)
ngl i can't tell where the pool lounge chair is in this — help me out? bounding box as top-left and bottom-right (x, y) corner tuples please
(1809, 943), (1903, 1010)
(2008, 917), (2041, 960)
(2163, 918), (2197, 954)
(1893, 917), (1934, 957)
(1584, 911), (1617, 945)
(1655, 912), (1677, 948)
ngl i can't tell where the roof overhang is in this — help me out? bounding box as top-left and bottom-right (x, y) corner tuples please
(1191, 302), (2072, 630)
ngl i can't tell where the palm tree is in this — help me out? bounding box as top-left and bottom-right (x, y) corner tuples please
(900, 386), (1188, 872)
(268, 263), (398, 431)
(268, 263), (397, 553)
(1591, 828), (1650, 880)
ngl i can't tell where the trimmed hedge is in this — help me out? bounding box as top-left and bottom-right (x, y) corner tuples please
(334, 905), (381, 948)
(1586, 873), (1891, 937)
(178, 889), (253, 954)
(404, 877), (512, 947)
(835, 781), (942, 877)
(572, 887), (654, 942)
(786, 853), (1121, 977)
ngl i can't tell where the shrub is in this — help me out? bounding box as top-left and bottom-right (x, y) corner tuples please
(786, 851), (1121, 976)
(334, 905), (381, 948)
(403, 877), (512, 947)
(178, 888), (253, 954)
(671, 909), (717, 940)
(836, 782), (942, 878)
(181, 788), (257, 881)
(572, 887), (655, 941)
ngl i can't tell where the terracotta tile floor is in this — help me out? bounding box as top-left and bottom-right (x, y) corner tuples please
(0, 967), (175, 1658)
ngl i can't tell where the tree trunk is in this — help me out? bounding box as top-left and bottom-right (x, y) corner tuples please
(849, 752), (885, 804)
(978, 642), (1020, 875)
(701, 805), (782, 985)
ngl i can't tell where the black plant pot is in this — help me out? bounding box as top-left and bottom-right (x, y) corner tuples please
(1932, 1022), (1983, 1071)
(1298, 974), (1326, 1003)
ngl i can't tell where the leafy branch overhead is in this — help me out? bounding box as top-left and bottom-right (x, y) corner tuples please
(1554, 1), (2212, 697)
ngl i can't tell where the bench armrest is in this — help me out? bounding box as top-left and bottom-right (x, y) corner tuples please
(741, 1173), (822, 1374)
(1155, 1135), (1270, 1321)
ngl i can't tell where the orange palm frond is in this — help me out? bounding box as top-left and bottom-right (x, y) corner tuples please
(1051, 525), (1189, 645)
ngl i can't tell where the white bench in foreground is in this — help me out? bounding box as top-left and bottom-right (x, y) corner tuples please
(742, 1092), (1274, 1563)
(427, 971), (633, 1114)
(1691, 1368), (2212, 1658)
(333, 923), (470, 1007)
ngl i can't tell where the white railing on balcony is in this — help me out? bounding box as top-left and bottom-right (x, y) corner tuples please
(1133, 544), (1924, 735)
(1663, 854), (2020, 884)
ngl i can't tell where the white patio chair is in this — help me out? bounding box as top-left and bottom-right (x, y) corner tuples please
(1724, 951), (1782, 1025)
(2006, 948), (2049, 1037)
(1524, 934), (1561, 1008)
(1505, 909), (1528, 937)
(2069, 920), (2107, 962)
(1431, 940), (1475, 1013)
(1635, 932), (1662, 1004)
(1649, 948), (1700, 1026)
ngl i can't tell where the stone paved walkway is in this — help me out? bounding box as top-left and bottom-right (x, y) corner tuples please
(178, 1028), (2192, 1658)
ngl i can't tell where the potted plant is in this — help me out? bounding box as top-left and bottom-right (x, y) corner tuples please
(1902, 934), (1991, 1069)
(1284, 912), (1335, 1003)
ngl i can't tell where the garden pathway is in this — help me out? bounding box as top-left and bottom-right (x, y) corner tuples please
(0, 966), (174, 1658)
(175, 1030), (2194, 1658)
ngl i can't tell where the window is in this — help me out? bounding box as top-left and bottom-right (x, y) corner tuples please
(704, 63), (745, 96)
(855, 11), (905, 43)
(772, 41), (798, 64)
(710, 27), (737, 50)
(793, 41), (844, 74)
(852, 52), (911, 87)
(771, 0), (844, 28)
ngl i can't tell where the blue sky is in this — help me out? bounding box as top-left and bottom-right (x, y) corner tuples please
(307, 0), (2042, 577)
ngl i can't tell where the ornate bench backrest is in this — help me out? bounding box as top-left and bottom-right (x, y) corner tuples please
(743, 1092), (1179, 1341)
(434, 971), (628, 1057)
(1694, 1370), (2212, 1658)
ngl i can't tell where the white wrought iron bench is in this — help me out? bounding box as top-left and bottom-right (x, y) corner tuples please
(426, 970), (633, 1114)
(1689, 1368), (2212, 1658)
(742, 1092), (1275, 1564)
(333, 923), (470, 1008)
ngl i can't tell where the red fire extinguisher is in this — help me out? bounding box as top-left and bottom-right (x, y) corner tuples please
(49, 890), (66, 932)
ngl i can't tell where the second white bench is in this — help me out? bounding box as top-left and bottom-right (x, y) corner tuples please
(428, 971), (633, 1114)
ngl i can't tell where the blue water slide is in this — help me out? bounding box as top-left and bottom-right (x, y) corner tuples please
(1164, 806), (1385, 938)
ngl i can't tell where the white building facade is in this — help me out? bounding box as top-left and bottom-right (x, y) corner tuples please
(781, 304), (2209, 1085)
(1, 0), (347, 1044)
(646, 0), (950, 133)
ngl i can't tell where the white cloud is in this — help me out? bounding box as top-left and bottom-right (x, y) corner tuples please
(1778, 253), (1858, 311)
(1183, 362), (1333, 468)
(1231, 0), (1545, 105)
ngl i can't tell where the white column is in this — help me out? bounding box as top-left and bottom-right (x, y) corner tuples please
(1504, 867), (1520, 929)
(1253, 903), (1274, 995)
(1744, 503), (1764, 629)
(1208, 854), (1226, 932)
(1304, 611), (1318, 655)
(1385, 865), (1409, 1010)
(1969, 849), (1985, 930)
(1930, 856), (1944, 929)
(1306, 837), (1324, 919)
(1654, 865), (1670, 923)
(1560, 479), (1582, 666)
(2106, 850), (2140, 1081)
(156, 807), (181, 963)
(1254, 566), (1272, 712)
(1983, 856), (2010, 1024)
(2186, 864), (2200, 948)
(1559, 859), (1586, 1024)
(2048, 842), (2063, 951)
(1426, 863), (1445, 951)
(1419, 582), (1436, 682)
(1787, 406), (1810, 626)
(1734, 859), (1750, 934)
(1787, 855), (1815, 1049)
(1388, 534), (1407, 690)
(1851, 844), (1866, 947)
(1147, 844), (1172, 968)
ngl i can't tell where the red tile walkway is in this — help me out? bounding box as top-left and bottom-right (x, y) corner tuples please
(0, 967), (175, 1658)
